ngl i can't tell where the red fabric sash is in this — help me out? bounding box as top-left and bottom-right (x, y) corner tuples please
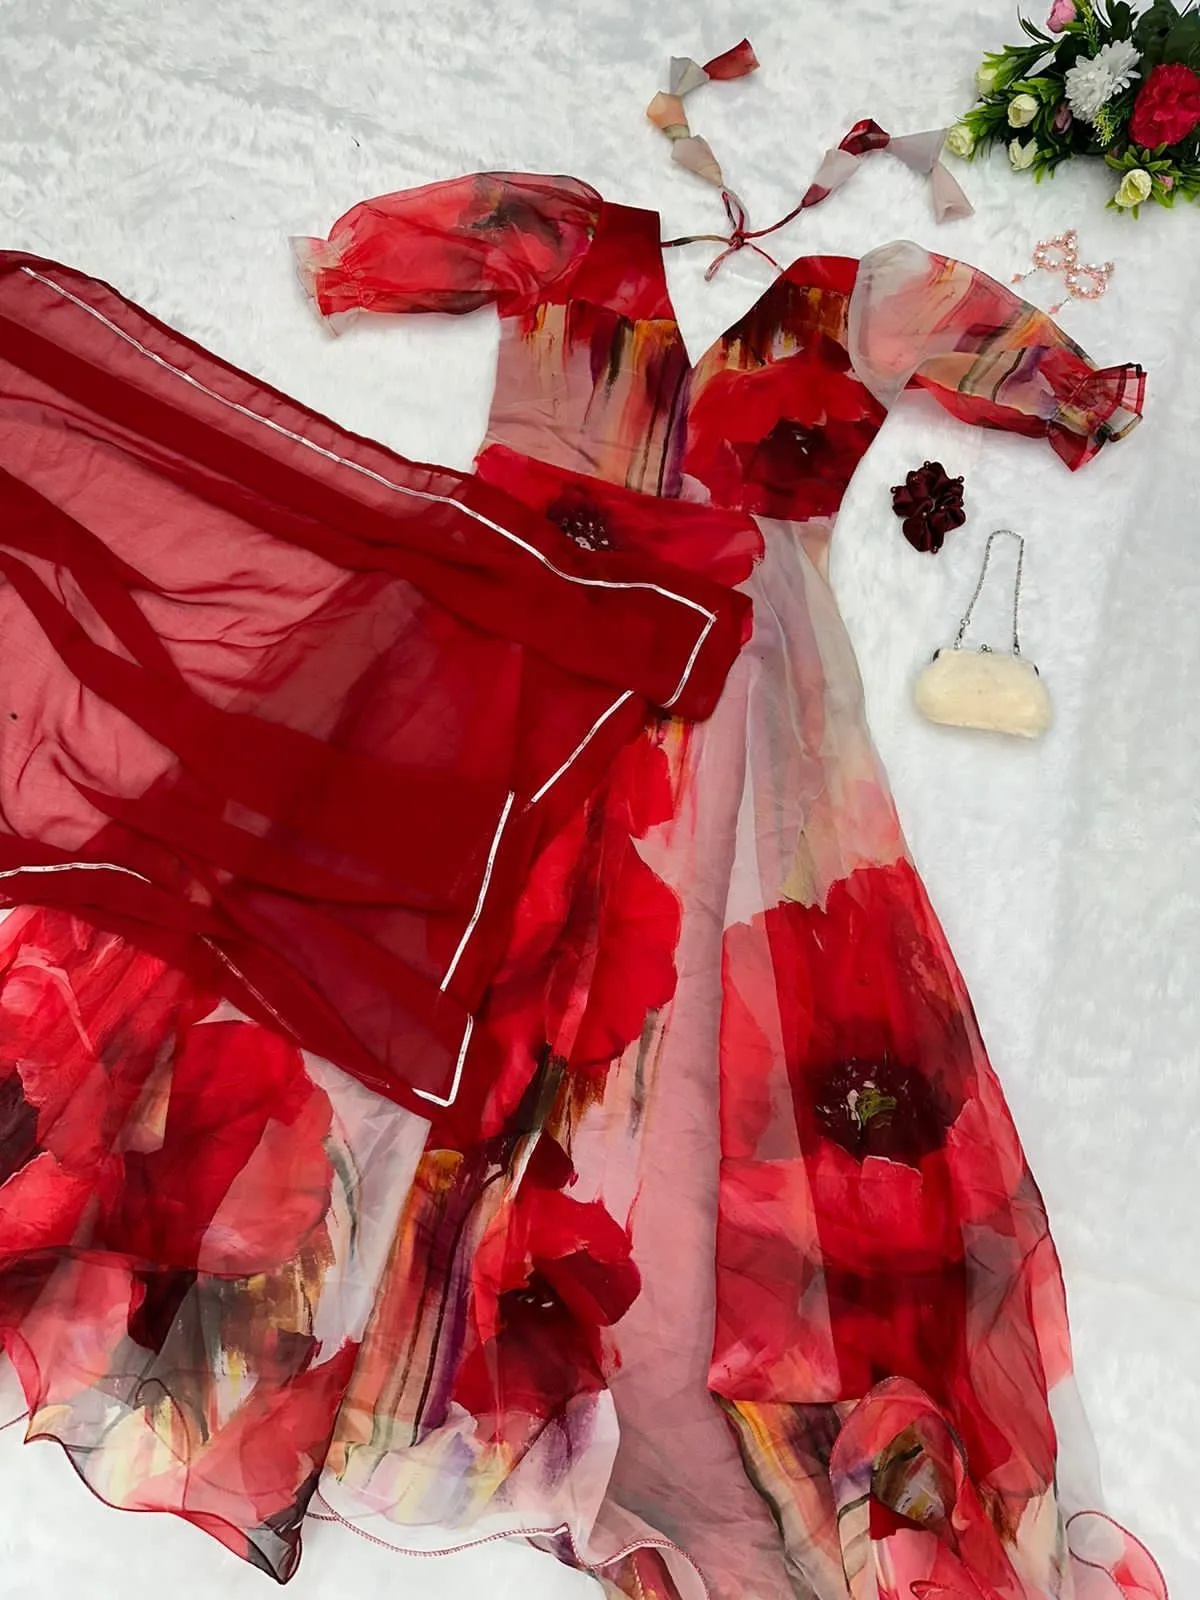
(0, 253), (752, 1113)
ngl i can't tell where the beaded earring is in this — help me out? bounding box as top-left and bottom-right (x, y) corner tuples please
(1011, 229), (1114, 314)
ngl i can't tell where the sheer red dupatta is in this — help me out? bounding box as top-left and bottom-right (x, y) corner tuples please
(0, 254), (751, 1114)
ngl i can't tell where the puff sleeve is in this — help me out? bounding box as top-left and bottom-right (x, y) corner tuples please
(848, 240), (1145, 470)
(293, 171), (601, 322)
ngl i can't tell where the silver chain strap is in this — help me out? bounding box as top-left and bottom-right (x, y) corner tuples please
(953, 529), (1025, 657)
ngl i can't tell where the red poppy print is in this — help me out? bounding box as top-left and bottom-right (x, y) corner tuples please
(685, 334), (886, 520)
(108, 1019), (333, 1281)
(476, 443), (764, 587)
(452, 730), (684, 1149)
(562, 828), (680, 1070)
(828, 1379), (1036, 1600)
(455, 1131), (639, 1437)
(0, 1150), (95, 1261)
(714, 860), (1059, 1492)
(0, 910), (335, 1341)
(556, 733), (682, 1072)
(0, 169), (1157, 1599)
(192, 1336), (360, 1530)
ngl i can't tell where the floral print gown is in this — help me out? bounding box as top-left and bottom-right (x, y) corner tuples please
(0, 171), (1161, 1600)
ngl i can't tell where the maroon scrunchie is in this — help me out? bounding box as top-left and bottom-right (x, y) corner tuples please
(891, 461), (965, 553)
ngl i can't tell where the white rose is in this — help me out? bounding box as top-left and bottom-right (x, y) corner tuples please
(976, 61), (1001, 95)
(1114, 167), (1153, 208)
(1008, 92), (1040, 128)
(945, 122), (976, 159)
(1009, 139), (1038, 171)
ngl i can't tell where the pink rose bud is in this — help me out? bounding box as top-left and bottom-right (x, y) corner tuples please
(1047, 0), (1077, 32)
(1053, 100), (1073, 132)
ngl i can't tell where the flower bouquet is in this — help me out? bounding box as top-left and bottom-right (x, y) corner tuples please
(951, 0), (1200, 213)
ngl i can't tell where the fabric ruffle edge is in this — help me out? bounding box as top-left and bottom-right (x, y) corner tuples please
(0, 1360), (1170, 1598)
(289, 234), (361, 332)
(1050, 359), (1146, 470)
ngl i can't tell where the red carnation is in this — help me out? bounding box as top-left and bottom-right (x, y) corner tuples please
(1130, 63), (1200, 150)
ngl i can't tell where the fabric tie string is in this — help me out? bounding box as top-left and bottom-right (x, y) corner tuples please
(699, 189), (784, 283)
(649, 39), (975, 280)
(645, 37), (759, 197)
(802, 120), (975, 223)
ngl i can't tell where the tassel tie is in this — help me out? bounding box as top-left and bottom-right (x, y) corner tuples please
(648, 39), (975, 280)
(645, 38), (760, 195)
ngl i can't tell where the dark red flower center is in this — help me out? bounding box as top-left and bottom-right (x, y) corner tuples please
(772, 420), (819, 457)
(548, 497), (614, 551)
(507, 1271), (561, 1318)
(812, 1054), (953, 1165)
(128, 1268), (198, 1352)
(758, 417), (821, 474)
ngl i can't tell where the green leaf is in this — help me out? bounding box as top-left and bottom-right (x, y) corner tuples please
(1134, 0), (1183, 61)
(1010, 75), (1064, 103)
(1107, 2), (1136, 38)
(965, 100), (1013, 141)
(1056, 34), (1087, 66)
(1163, 10), (1200, 60)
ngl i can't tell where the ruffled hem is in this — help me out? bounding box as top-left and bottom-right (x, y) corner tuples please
(312, 1500), (1173, 1600)
(1049, 359), (1147, 470)
(288, 233), (361, 332)
(308, 1490), (710, 1600)
(6, 1403), (1172, 1600)
(824, 1376), (1169, 1600)
(17, 1424), (302, 1583)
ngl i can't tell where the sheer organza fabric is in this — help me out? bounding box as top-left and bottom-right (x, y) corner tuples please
(0, 254), (749, 1112)
(0, 171), (1165, 1600)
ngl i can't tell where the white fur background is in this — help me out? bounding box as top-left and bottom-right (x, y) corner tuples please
(0, 1), (1196, 1595)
